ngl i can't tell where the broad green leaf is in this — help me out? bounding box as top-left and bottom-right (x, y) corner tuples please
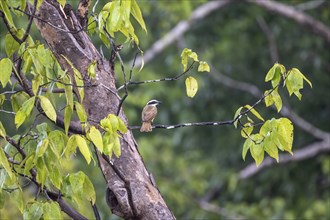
(64, 83), (74, 109)
(181, 48), (190, 71)
(108, 114), (119, 132)
(277, 118), (294, 155)
(185, 76), (198, 98)
(39, 96), (57, 122)
(43, 202), (62, 220)
(64, 105), (72, 135)
(131, 0), (147, 33)
(103, 132), (113, 157)
(118, 117), (128, 133)
(87, 61), (97, 79)
(0, 0), (16, 30)
(0, 148), (14, 179)
(265, 63), (277, 82)
(5, 32), (20, 58)
(0, 58), (13, 87)
(198, 61), (210, 72)
(292, 68), (312, 88)
(15, 96), (36, 128)
(48, 163), (62, 189)
(11, 189), (23, 213)
(36, 158), (47, 188)
(37, 45), (53, 68)
(76, 135), (91, 164)
(244, 104), (264, 121)
(11, 92), (30, 112)
(28, 48), (44, 75)
(32, 74), (42, 95)
(49, 130), (67, 159)
(250, 136), (264, 166)
(23, 154), (35, 175)
(88, 126), (103, 152)
(113, 135), (121, 158)
(69, 171), (86, 203)
(83, 175), (96, 204)
(87, 16), (97, 34)
(242, 138), (252, 161)
(63, 135), (78, 158)
(264, 88), (282, 112)
(264, 138), (279, 162)
(0, 121), (6, 138)
(23, 202), (43, 220)
(100, 117), (112, 132)
(241, 123), (253, 138)
(6, 0), (26, 16)
(36, 139), (49, 158)
(74, 101), (87, 123)
(233, 107), (243, 128)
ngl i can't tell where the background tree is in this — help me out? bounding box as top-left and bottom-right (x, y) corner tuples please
(1, 0), (329, 219)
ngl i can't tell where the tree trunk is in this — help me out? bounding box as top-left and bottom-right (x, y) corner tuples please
(33, 1), (174, 219)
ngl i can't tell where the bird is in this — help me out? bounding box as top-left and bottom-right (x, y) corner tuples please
(140, 99), (161, 132)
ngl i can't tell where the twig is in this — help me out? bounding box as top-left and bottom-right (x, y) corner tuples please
(117, 61), (196, 91)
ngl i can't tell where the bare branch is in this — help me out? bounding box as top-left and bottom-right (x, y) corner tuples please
(249, 0), (330, 44)
(133, 0), (234, 67)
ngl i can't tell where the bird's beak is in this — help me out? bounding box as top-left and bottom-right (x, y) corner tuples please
(157, 101), (162, 104)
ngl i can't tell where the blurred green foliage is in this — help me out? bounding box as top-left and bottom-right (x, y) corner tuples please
(1, 0), (329, 219)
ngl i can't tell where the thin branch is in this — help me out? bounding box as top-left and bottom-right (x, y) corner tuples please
(295, 0), (325, 11)
(117, 61), (196, 91)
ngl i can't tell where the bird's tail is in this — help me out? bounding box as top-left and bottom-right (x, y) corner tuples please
(140, 122), (152, 132)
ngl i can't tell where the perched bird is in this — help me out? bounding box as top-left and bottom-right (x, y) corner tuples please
(140, 99), (161, 132)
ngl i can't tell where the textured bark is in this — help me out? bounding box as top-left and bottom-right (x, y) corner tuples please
(33, 1), (174, 219)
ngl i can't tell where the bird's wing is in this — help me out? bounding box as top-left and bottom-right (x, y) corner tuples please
(142, 105), (157, 122)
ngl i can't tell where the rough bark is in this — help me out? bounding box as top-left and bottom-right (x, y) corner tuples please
(33, 0), (174, 219)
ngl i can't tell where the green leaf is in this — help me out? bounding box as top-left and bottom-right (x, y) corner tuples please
(113, 135), (121, 158)
(118, 117), (128, 133)
(36, 139), (49, 158)
(15, 96), (36, 128)
(11, 189), (23, 213)
(63, 135), (77, 158)
(69, 171), (86, 203)
(43, 202), (62, 220)
(32, 74), (42, 95)
(131, 0), (147, 33)
(233, 107), (243, 128)
(198, 61), (210, 72)
(37, 45), (53, 68)
(64, 83), (74, 109)
(103, 132), (113, 157)
(185, 76), (198, 98)
(87, 126), (103, 153)
(11, 92), (30, 112)
(264, 88), (282, 112)
(39, 96), (57, 122)
(181, 48), (198, 71)
(0, 148), (14, 179)
(57, 0), (66, 7)
(244, 104), (264, 121)
(64, 105), (72, 135)
(265, 63), (277, 82)
(250, 134), (264, 166)
(241, 123), (253, 138)
(74, 101), (87, 123)
(264, 138), (279, 162)
(242, 138), (252, 161)
(100, 117), (112, 132)
(83, 175), (96, 204)
(23, 154), (35, 175)
(23, 202), (43, 220)
(76, 135), (91, 164)
(36, 158), (47, 188)
(108, 114), (119, 132)
(0, 0), (16, 30)
(0, 58), (13, 87)
(48, 130), (67, 159)
(87, 61), (97, 79)
(277, 118), (294, 155)
(0, 121), (6, 138)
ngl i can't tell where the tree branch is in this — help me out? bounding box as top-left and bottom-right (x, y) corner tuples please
(248, 0), (330, 44)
